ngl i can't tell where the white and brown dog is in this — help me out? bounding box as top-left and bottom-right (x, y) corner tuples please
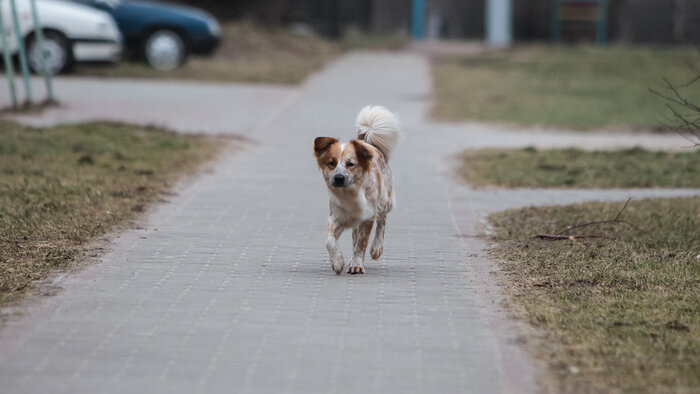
(313, 106), (400, 275)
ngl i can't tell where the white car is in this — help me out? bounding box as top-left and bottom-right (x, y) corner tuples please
(0, 0), (122, 74)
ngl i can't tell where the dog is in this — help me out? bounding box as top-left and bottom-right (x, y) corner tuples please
(313, 106), (400, 275)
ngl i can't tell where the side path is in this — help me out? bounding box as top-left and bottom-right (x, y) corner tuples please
(0, 53), (526, 393)
(1, 77), (297, 135)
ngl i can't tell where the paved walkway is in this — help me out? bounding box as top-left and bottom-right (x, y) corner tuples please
(1, 53), (698, 394)
(0, 53), (513, 394)
(2, 77), (296, 135)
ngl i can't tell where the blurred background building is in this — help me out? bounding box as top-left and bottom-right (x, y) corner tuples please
(171, 0), (699, 43)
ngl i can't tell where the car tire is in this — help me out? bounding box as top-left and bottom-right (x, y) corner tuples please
(142, 29), (187, 71)
(27, 30), (73, 75)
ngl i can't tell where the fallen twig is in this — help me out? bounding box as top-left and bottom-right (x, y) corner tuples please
(534, 234), (615, 241)
(533, 199), (643, 241)
(554, 198), (646, 235)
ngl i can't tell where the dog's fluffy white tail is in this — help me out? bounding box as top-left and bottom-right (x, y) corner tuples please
(355, 105), (400, 160)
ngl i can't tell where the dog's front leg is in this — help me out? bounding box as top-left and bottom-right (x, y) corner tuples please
(348, 219), (374, 275)
(326, 220), (345, 275)
(370, 213), (386, 260)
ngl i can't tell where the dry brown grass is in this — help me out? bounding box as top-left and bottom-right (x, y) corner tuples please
(77, 21), (338, 84)
(76, 21), (405, 84)
(489, 198), (700, 393)
(433, 45), (700, 130)
(0, 120), (223, 306)
(459, 147), (700, 188)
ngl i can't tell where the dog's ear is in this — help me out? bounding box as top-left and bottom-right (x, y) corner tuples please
(351, 140), (373, 170)
(313, 137), (338, 157)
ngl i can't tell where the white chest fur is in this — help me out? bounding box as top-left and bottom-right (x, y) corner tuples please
(329, 188), (374, 225)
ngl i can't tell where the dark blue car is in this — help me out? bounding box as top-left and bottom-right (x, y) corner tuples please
(72, 0), (221, 70)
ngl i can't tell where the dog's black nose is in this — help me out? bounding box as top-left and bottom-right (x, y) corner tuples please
(332, 174), (346, 186)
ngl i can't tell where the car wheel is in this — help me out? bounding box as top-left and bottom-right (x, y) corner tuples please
(143, 29), (186, 71)
(27, 31), (73, 75)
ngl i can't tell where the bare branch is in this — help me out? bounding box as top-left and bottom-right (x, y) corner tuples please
(662, 78), (700, 111)
(534, 234), (615, 241)
(554, 199), (646, 235)
(651, 58), (700, 148)
(672, 73), (700, 89)
(613, 198), (631, 221)
(533, 199), (646, 242)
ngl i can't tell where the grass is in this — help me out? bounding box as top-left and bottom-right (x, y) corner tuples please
(0, 120), (221, 306)
(433, 45), (700, 130)
(489, 197), (700, 393)
(76, 21), (405, 84)
(459, 147), (700, 188)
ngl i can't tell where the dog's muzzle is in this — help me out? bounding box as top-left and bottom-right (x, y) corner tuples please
(332, 174), (347, 188)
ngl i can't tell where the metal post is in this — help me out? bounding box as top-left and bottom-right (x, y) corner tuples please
(9, 0), (32, 105)
(28, 0), (53, 103)
(596, 0), (609, 45)
(550, 0), (562, 43)
(0, 4), (18, 109)
(486, 0), (513, 48)
(411, 0), (425, 40)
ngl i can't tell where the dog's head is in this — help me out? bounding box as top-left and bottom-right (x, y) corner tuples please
(313, 137), (373, 189)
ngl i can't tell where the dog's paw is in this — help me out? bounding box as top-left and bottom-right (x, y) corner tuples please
(347, 264), (365, 275)
(332, 258), (345, 275)
(370, 245), (383, 260)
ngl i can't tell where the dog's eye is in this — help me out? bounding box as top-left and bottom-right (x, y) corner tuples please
(328, 160), (337, 167)
(347, 161), (355, 167)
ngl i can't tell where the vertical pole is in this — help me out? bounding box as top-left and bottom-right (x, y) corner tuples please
(486, 0), (492, 43)
(411, 0), (425, 40)
(672, 0), (687, 42)
(550, 0), (561, 43)
(486, 0), (512, 47)
(9, 0), (32, 105)
(29, 0), (54, 103)
(0, 4), (18, 109)
(596, 0), (608, 45)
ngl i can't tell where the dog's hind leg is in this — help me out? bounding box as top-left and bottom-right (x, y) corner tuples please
(370, 213), (386, 260)
(348, 220), (374, 275)
(326, 220), (346, 275)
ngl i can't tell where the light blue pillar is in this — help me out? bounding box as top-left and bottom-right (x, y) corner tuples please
(411, 0), (425, 40)
(486, 0), (513, 47)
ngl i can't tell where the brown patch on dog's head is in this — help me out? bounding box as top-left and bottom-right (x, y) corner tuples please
(313, 137), (339, 169)
(351, 140), (373, 171)
(314, 137), (338, 155)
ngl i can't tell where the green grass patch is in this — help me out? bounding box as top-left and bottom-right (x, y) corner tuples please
(433, 45), (700, 130)
(489, 197), (700, 393)
(460, 147), (700, 188)
(0, 120), (221, 305)
(77, 21), (405, 84)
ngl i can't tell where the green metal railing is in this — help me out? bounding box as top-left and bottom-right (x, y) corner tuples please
(29, 0), (54, 103)
(0, 2), (18, 109)
(0, 0), (55, 109)
(8, 0), (33, 104)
